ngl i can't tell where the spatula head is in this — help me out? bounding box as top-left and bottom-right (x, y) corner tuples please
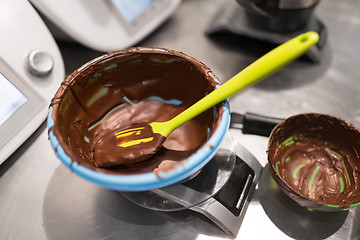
(92, 122), (166, 167)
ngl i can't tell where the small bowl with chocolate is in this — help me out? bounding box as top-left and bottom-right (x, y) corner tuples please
(268, 113), (360, 211)
(48, 47), (230, 191)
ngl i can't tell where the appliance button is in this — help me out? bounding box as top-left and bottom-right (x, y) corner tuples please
(26, 49), (54, 77)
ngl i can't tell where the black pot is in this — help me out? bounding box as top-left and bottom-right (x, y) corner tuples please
(236, 0), (320, 33)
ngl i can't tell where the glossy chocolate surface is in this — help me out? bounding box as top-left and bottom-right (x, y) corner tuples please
(93, 121), (166, 167)
(50, 48), (223, 174)
(268, 113), (360, 207)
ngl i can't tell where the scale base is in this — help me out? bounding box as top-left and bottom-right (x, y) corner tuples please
(122, 130), (263, 238)
(206, 0), (327, 63)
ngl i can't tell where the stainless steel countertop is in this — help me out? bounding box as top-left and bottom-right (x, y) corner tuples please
(1, 0), (360, 239)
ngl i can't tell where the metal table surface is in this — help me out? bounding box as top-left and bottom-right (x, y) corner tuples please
(1, 0), (360, 239)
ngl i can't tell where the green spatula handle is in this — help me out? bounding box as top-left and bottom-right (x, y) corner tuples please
(156, 32), (319, 136)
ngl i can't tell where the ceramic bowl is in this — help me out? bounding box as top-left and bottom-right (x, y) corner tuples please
(268, 113), (360, 211)
(48, 47), (230, 191)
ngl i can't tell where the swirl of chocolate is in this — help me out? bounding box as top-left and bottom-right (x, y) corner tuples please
(268, 113), (360, 208)
(49, 47), (224, 175)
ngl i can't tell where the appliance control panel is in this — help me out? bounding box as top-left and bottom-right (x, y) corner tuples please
(0, 0), (65, 164)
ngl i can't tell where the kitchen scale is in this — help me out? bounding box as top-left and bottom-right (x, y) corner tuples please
(206, 0), (327, 63)
(29, 0), (181, 52)
(0, 0), (64, 164)
(41, 117), (266, 238)
(121, 127), (263, 238)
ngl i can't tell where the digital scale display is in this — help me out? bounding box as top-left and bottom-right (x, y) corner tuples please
(0, 72), (28, 126)
(111, 0), (156, 22)
(214, 156), (254, 216)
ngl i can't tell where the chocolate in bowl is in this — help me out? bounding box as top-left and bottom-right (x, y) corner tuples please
(268, 113), (360, 211)
(47, 47), (230, 191)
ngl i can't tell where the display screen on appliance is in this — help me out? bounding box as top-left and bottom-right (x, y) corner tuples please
(0, 72), (28, 126)
(111, 0), (156, 22)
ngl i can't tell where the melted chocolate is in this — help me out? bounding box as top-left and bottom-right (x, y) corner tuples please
(92, 120), (166, 167)
(268, 113), (360, 207)
(50, 48), (223, 175)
